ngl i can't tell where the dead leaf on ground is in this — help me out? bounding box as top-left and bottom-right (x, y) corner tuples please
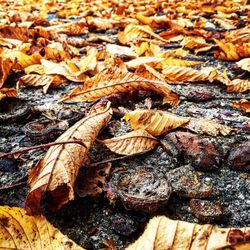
(59, 66), (177, 106)
(226, 79), (250, 93)
(232, 99), (250, 113)
(0, 87), (17, 101)
(0, 57), (12, 88)
(25, 101), (112, 214)
(123, 109), (190, 137)
(236, 58), (250, 72)
(100, 129), (159, 155)
(0, 206), (83, 250)
(183, 118), (234, 136)
(127, 216), (250, 250)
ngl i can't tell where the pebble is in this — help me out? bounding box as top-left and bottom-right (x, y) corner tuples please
(167, 165), (214, 198)
(189, 199), (224, 222)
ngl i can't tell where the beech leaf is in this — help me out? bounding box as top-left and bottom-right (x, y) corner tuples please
(100, 129), (159, 155)
(127, 216), (250, 250)
(0, 206), (84, 250)
(25, 101), (112, 214)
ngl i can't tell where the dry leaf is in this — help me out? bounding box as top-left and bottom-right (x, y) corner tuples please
(236, 58), (250, 72)
(123, 109), (190, 137)
(78, 47), (98, 73)
(125, 56), (164, 69)
(127, 216), (250, 250)
(100, 129), (158, 155)
(25, 101), (112, 214)
(160, 57), (205, 68)
(59, 67), (177, 106)
(106, 44), (138, 59)
(75, 163), (111, 198)
(0, 206), (83, 250)
(162, 66), (208, 84)
(232, 99), (250, 113)
(184, 118), (234, 136)
(0, 87), (17, 101)
(118, 24), (167, 45)
(226, 79), (250, 93)
(0, 57), (12, 88)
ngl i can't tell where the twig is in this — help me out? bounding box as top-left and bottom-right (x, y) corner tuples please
(0, 175), (28, 192)
(0, 140), (87, 159)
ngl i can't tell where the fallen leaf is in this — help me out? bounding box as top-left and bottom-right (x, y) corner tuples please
(160, 57), (205, 68)
(162, 66), (208, 84)
(0, 206), (83, 250)
(232, 99), (250, 113)
(123, 109), (190, 137)
(183, 118), (234, 136)
(226, 79), (250, 93)
(0, 57), (12, 88)
(106, 44), (138, 59)
(127, 216), (250, 250)
(75, 163), (111, 197)
(0, 87), (17, 100)
(236, 58), (250, 72)
(100, 129), (158, 155)
(59, 66), (176, 106)
(125, 56), (163, 69)
(25, 101), (112, 214)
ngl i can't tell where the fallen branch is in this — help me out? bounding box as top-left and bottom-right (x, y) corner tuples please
(0, 140), (87, 159)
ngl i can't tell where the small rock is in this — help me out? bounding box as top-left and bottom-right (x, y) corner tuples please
(111, 214), (138, 236)
(189, 199), (224, 222)
(167, 165), (213, 198)
(227, 140), (250, 171)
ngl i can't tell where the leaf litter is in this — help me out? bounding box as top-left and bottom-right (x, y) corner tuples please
(0, 0), (249, 249)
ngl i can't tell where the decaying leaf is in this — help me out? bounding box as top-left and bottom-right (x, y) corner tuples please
(232, 99), (250, 113)
(123, 110), (190, 137)
(127, 216), (250, 250)
(226, 79), (250, 93)
(236, 58), (250, 72)
(106, 44), (138, 59)
(183, 118), (234, 136)
(25, 101), (112, 214)
(75, 163), (111, 198)
(59, 67), (177, 106)
(0, 206), (83, 250)
(100, 129), (158, 155)
(162, 66), (208, 84)
(0, 87), (17, 101)
(0, 57), (13, 88)
(160, 57), (205, 68)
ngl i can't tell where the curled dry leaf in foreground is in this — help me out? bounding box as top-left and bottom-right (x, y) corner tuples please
(183, 118), (234, 136)
(100, 129), (159, 155)
(0, 206), (83, 250)
(25, 101), (112, 214)
(123, 110), (190, 137)
(127, 216), (250, 250)
(59, 67), (178, 106)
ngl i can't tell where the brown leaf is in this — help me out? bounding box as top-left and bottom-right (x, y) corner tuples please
(162, 66), (208, 84)
(100, 129), (158, 155)
(0, 57), (12, 88)
(0, 88), (17, 101)
(236, 58), (250, 72)
(59, 66), (177, 106)
(75, 163), (111, 198)
(226, 79), (250, 93)
(123, 109), (190, 137)
(0, 26), (34, 42)
(25, 101), (112, 214)
(0, 206), (83, 250)
(127, 216), (250, 250)
(160, 57), (205, 68)
(183, 118), (234, 136)
(232, 99), (250, 113)
(106, 44), (138, 59)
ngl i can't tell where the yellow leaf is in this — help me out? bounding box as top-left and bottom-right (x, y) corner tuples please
(0, 206), (83, 250)
(106, 44), (138, 59)
(183, 118), (234, 136)
(127, 216), (250, 250)
(100, 129), (158, 155)
(59, 66), (176, 106)
(160, 57), (205, 68)
(125, 56), (163, 69)
(78, 47), (98, 73)
(25, 101), (112, 214)
(123, 109), (190, 137)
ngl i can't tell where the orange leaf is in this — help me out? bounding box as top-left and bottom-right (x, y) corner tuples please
(25, 101), (112, 214)
(0, 87), (17, 101)
(232, 99), (250, 113)
(226, 79), (250, 93)
(0, 57), (12, 88)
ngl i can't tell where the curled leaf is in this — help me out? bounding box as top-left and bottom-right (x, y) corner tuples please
(232, 99), (250, 113)
(123, 109), (190, 137)
(100, 129), (158, 155)
(236, 58), (250, 72)
(25, 101), (112, 214)
(0, 88), (17, 101)
(127, 216), (250, 250)
(184, 118), (234, 136)
(0, 206), (83, 250)
(59, 67), (177, 106)
(226, 79), (250, 93)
